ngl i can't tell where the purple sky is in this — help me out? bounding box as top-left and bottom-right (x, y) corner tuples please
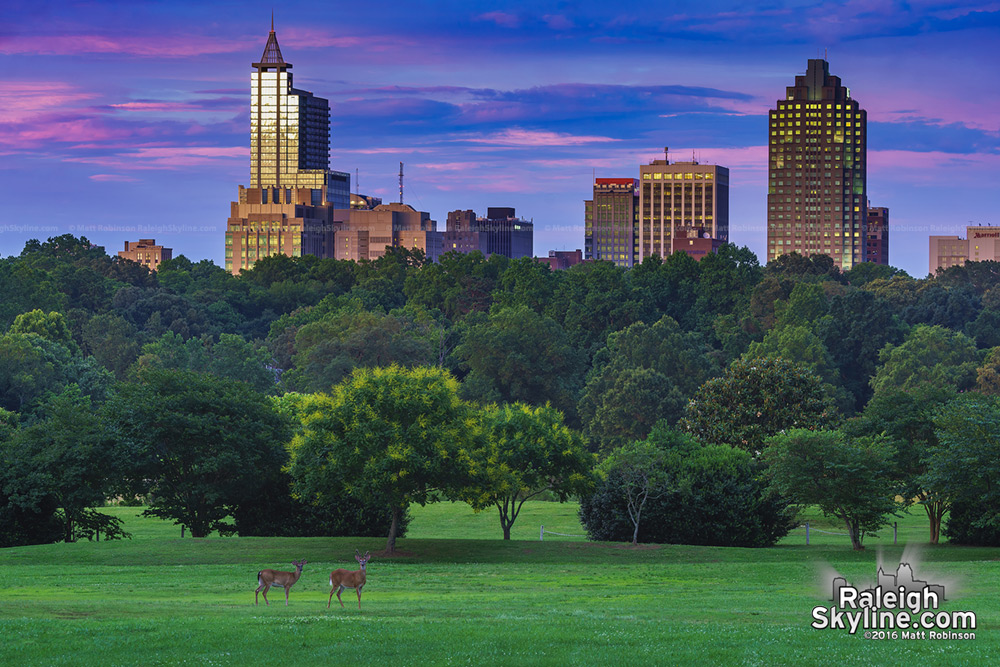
(2, 1), (998, 277)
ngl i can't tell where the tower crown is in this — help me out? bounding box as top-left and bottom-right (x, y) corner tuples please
(256, 22), (286, 67)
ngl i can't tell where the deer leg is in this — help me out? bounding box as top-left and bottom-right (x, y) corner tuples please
(328, 587), (336, 609)
(356, 587), (362, 610)
(261, 585), (270, 606)
(285, 587), (290, 606)
(337, 585), (345, 609)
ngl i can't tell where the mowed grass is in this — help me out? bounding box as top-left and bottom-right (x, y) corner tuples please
(0, 503), (996, 666)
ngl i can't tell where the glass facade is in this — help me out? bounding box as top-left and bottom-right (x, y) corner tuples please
(226, 28), (340, 274)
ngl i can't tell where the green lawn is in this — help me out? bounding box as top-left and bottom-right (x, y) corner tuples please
(0, 502), (994, 665)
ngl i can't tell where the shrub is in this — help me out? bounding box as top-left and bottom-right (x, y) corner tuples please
(579, 436), (794, 547)
(943, 500), (1000, 546)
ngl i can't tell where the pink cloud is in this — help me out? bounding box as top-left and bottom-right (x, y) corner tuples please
(543, 14), (574, 31)
(413, 162), (481, 171)
(89, 174), (139, 182)
(67, 146), (246, 170)
(0, 33), (250, 58)
(464, 128), (619, 147)
(108, 100), (240, 113)
(0, 117), (140, 148)
(280, 27), (418, 52)
(0, 81), (97, 123)
(869, 149), (1000, 183)
(476, 11), (521, 28)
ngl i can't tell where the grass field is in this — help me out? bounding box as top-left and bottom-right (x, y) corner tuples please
(0, 502), (995, 665)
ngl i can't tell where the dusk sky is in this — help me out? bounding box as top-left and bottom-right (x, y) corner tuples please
(2, 0), (998, 277)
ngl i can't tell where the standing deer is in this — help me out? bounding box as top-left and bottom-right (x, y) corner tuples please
(255, 559), (307, 606)
(328, 550), (370, 610)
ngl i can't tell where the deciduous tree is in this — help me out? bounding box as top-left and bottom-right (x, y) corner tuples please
(287, 365), (472, 553)
(106, 369), (291, 537)
(461, 403), (594, 539)
(764, 429), (898, 550)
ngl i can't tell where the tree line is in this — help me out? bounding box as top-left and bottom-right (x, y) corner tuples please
(2, 235), (1000, 549)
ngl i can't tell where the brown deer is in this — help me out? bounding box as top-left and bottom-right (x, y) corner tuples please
(328, 550), (370, 610)
(255, 559), (307, 606)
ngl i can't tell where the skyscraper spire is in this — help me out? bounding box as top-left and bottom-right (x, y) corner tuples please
(259, 14), (284, 65)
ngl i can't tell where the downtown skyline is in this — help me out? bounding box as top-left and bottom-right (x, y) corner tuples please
(2, 0), (998, 278)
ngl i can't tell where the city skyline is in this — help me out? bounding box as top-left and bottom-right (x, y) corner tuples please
(2, 1), (998, 277)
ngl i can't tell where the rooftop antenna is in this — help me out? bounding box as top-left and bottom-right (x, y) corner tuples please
(271, 11), (274, 32)
(355, 168), (359, 197)
(399, 162), (404, 204)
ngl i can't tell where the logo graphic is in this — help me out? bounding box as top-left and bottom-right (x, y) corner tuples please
(811, 549), (976, 640)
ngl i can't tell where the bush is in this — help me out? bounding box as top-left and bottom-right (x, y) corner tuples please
(579, 439), (794, 547)
(0, 500), (63, 548)
(943, 500), (1000, 546)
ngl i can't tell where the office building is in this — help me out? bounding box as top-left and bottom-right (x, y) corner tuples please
(442, 207), (533, 259)
(929, 225), (1000, 275)
(585, 178), (638, 267)
(638, 149), (729, 261)
(118, 239), (172, 271)
(536, 249), (586, 270)
(767, 59), (867, 269)
(866, 204), (889, 265)
(225, 22), (349, 274)
(333, 202), (440, 262)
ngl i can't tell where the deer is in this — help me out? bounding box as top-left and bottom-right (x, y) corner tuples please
(328, 550), (370, 610)
(255, 559), (307, 606)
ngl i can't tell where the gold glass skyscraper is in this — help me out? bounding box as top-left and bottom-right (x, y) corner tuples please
(226, 23), (350, 274)
(250, 26), (331, 197)
(767, 59), (867, 269)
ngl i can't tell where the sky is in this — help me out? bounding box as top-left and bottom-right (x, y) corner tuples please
(1, 0), (998, 277)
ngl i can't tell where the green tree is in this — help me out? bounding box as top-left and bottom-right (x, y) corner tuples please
(976, 346), (1000, 394)
(845, 386), (955, 543)
(454, 306), (584, 419)
(923, 394), (1000, 534)
(283, 303), (442, 393)
(133, 332), (276, 393)
(545, 261), (648, 353)
(81, 313), (140, 379)
(0, 332), (113, 415)
(9, 310), (77, 351)
(743, 325), (852, 413)
(844, 262), (906, 286)
(817, 289), (906, 411)
(680, 357), (836, 454)
(598, 439), (667, 545)
(579, 316), (717, 450)
(461, 403), (593, 539)
(773, 282), (829, 329)
(870, 324), (981, 395)
(287, 365), (472, 553)
(106, 369), (291, 537)
(2, 388), (127, 543)
(764, 429), (898, 550)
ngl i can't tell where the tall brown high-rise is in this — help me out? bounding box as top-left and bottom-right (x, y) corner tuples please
(767, 59), (867, 269)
